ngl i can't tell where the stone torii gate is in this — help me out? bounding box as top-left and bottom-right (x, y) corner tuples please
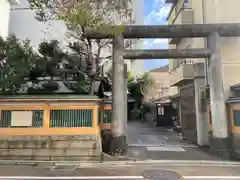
(86, 23), (240, 155)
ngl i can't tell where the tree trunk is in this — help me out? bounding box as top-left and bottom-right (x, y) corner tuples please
(89, 56), (96, 95)
(110, 33), (127, 155)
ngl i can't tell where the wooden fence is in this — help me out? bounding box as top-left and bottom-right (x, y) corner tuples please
(0, 96), (100, 136)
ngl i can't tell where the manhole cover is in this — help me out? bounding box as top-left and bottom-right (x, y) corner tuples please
(51, 165), (77, 172)
(143, 169), (183, 180)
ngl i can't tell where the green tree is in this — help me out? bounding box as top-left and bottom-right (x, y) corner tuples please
(127, 72), (156, 120)
(28, 40), (91, 94)
(28, 0), (133, 94)
(0, 36), (90, 94)
(128, 72), (156, 108)
(0, 36), (41, 93)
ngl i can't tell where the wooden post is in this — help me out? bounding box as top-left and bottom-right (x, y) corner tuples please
(207, 32), (229, 157)
(110, 33), (127, 155)
(43, 104), (50, 128)
(93, 105), (98, 133)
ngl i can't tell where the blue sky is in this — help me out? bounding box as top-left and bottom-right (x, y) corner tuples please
(143, 0), (172, 70)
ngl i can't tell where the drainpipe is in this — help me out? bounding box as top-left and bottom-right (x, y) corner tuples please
(202, 0), (208, 86)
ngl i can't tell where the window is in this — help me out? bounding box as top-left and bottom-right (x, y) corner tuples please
(233, 110), (240, 127)
(184, 0), (188, 7)
(158, 106), (164, 115)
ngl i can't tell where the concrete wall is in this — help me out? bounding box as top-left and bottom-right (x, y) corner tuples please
(0, 0), (11, 38)
(203, 0), (240, 100)
(169, 0), (240, 101)
(168, 0), (205, 98)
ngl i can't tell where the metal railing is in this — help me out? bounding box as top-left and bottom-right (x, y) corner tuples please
(170, 59), (194, 73)
(171, 8), (193, 24)
(0, 110), (44, 128)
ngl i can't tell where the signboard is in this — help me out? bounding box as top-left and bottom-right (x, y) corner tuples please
(11, 111), (33, 127)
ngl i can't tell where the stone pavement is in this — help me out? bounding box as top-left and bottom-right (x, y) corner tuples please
(126, 121), (221, 161)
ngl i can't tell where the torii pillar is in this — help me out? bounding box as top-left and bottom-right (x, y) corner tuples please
(110, 33), (127, 155)
(207, 32), (230, 157)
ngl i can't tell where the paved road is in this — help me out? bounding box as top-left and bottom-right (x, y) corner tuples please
(126, 121), (221, 161)
(0, 121), (236, 179)
(0, 164), (240, 179)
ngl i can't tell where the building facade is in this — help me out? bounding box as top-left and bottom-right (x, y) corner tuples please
(146, 65), (170, 101)
(8, 0), (144, 75)
(0, 0), (19, 38)
(166, 0), (240, 146)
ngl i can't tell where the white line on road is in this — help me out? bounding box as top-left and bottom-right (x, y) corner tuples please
(1, 175), (240, 179)
(184, 176), (240, 179)
(0, 176), (144, 179)
(128, 143), (197, 148)
(146, 146), (186, 152)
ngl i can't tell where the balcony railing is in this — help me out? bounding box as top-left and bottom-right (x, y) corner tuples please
(170, 60), (195, 86)
(170, 59), (194, 73)
(171, 8), (193, 25)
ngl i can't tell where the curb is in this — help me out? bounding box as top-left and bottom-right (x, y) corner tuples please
(77, 160), (240, 168)
(1, 160), (240, 167)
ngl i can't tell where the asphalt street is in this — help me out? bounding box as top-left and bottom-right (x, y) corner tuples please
(126, 121), (221, 161)
(0, 121), (238, 179)
(0, 164), (240, 179)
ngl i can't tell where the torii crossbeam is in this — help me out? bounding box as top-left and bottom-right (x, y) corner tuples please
(85, 23), (240, 39)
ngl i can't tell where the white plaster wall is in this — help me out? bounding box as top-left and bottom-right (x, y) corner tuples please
(9, 0), (67, 50)
(9, 0), (144, 74)
(0, 0), (11, 38)
(203, 0), (240, 100)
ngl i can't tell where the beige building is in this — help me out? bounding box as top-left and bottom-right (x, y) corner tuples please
(166, 0), (240, 146)
(144, 65), (173, 125)
(146, 65), (170, 101)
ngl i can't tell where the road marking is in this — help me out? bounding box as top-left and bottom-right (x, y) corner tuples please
(184, 176), (240, 179)
(146, 146), (186, 152)
(0, 176), (144, 179)
(164, 136), (168, 139)
(128, 143), (197, 148)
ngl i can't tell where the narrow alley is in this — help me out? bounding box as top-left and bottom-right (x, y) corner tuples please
(126, 121), (221, 161)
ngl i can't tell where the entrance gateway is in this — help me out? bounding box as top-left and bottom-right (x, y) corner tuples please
(85, 24), (240, 155)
